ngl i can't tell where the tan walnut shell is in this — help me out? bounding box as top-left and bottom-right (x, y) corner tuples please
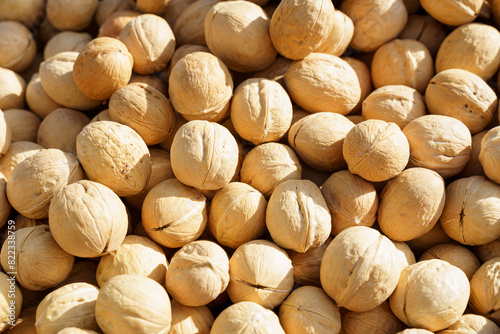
(173, 0), (217, 47)
(420, 243), (481, 280)
(96, 274), (172, 334)
(320, 226), (402, 312)
(0, 141), (43, 180)
(420, 0), (482, 26)
(0, 110), (11, 156)
(25, 73), (62, 119)
(169, 299), (214, 334)
(0, 20), (36, 73)
(43, 31), (92, 60)
(341, 301), (405, 334)
(389, 259), (470, 332)
(4, 109), (41, 143)
(269, 0), (334, 60)
(378, 167), (446, 241)
(48, 180), (129, 258)
(6, 148), (84, 219)
(0, 171), (10, 230)
(0, 0), (45, 26)
(398, 14), (447, 56)
(469, 257), (500, 325)
(289, 236), (333, 287)
(436, 314), (500, 334)
(165, 240), (229, 307)
(314, 10), (354, 57)
(228, 240), (294, 309)
(0, 271), (22, 333)
(479, 126), (500, 184)
(474, 240), (500, 263)
(170, 120), (238, 191)
(98, 10), (140, 39)
(76, 121), (151, 197)
(266, 179), (331, 253)
(0, 67), (25, 111)
(46, 0), (98, 31)
(284, 53), (361, 115)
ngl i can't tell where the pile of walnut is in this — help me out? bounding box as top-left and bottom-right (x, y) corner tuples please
(1, 0), (500, 333)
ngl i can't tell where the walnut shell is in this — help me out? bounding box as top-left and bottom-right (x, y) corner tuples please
(314, 10), (354, 57)
(378, 167), (446, 241)
(142, 178), (207, 248)
(474, 240), (500, 263)
(403, 115), (472, 178)
(0, 21), (36, 73)
(0, 0), (44, 26)
(253, 57), (292, 87)
(0, 141), (43, 180)
(266, 179), (331, 253)
(0, 271), (22, 332)
(25, 73), (61, 119)
(35, 283), (100, 334)
(398, 14), (446, 56)
(7, 148), (84, 219)
(279, 286), (341, 334)
(165, 44), (210, 77)
(397, 330), (434, 334)
(440, 176), (500, 246)
(173, 0), (217, 46)
(420, 243), (481, 280)
(321, 170), (378, 235)
(320, 226), (402, 312)
(341, 301), (405, 334)
(340, 0), (408, 52)
(76, 121), (151, 197)
(119, 14), (175, 74)
(129, 0), (169, 15)
(162, 0), (198, 27)
(0, 171), (10, 229)
(227, 240), (294, 309)
(469, 258), (500, 325)
(98, 10), (140, 39)
(343, 119), (410, 182)
(479, 126), (500, 184)
(390, 259), (470, 331)
(231, 78), (292, 145)
(420, 0), (482, 26)
(46, 0), (98, 30)
(0, 225), (74, 291)
(73, 37), (134, 100)
(169, 52), (233, 122)
(4, 109), (40, 143)
(0, 67), (25, 110)
(49, 180), (129, 258)
(54, 260), (98, 288)
(457, 130), (487, 178)
(128, 73), (168, 96)
(7, 305), (36, 334)
(170, 120), (238, 191)
(95, 274), (172, 334)
(0, 110), (11, 157)
(426, 69), (497, 135)
(342, 56), (373, 113)
(109, 82), (175, 145)
(371, 39), (434, 94)
(43, 31), (92, 60)
(166, 240), (229, 307)
(289, 235), (333, 287)
(284, 53), (361, 115)
(406, 223), (453, 256)
(95, 0), (133, 25)
(436, 314), (500, 334)
(169, 300), (214, 334)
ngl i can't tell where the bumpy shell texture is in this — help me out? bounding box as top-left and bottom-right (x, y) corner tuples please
(469, 258), (500, 325)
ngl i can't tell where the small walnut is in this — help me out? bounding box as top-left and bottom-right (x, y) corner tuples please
(46, 0), (99, 31)
(420, 243), (481, 280)
(43, 31), (92, 60)
(4, 109), (40, 143)
(420, 0), (482, 26)
(25, 73), (62, 119)
(469, 258), (500, 324)
(98, 10), (140, 39)
(341, 301), (405, 334)
(0, 0), (45, 26)
(0, 141), (43, 179)
(129, 0), (170, 15)
(169, 300), (214, 334)
(173, 0), (217, 46)
(314, 10), (354, 57)
(0, 21), (36, 73)
(0, 271), (22, 332)
(398, 14), (446, 56)
(0, 67), (25, 111)
(95, 0), (132, 26)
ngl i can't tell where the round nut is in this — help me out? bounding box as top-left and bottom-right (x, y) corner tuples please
(0, 67), (25, 111)
(420, 0), (482, 26)
(44, 31), (92, 60)
(25, 73), (62, 119)
(0, 21), (36, 73)
(46, 0), (99, 31)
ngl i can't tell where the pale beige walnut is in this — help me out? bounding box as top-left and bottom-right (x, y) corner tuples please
(96, 0), (132, 26)
(0, 225), (74, 291)
(284, 53), (361, 115)
(440, 176), (500, 246)
(169, 52), (232, 122)
(0, 271), (22, 332)
(128, 73), (169, 97)
(393, 241), (416, 272)
(420, 243), (481, 280)
(166, 240), (229, 307)
(436, 23), (500, 81)
(96, 235), (168, 287)
(474, 240), (500, 263)
(269, 0), (334, 60)
(343, 119), (410, 182)
(96, 274), (172, 334)
(0, 110), (11, 157)
(279, 286), (341, 334)
(340, 0), (408, 52)
(320, 226), (402, 312)
(98, 10), (141, 39)
(288, 112), (354, 172)
(35, 283), (100, 334)
(109, 83), (175, 145)
(437, 314), (500, 334)
(54, 260), (98, 288)
(129, 0), (170, 14)
(253, 57), (292, 87)
(371, 39), (434, 94)
(457, 130), (487, 178)
(209, 182), (267, 249)
(321, 170), (378, 236)
(46, 0), (99, 31)
(174, 0), (218, 47)
(0, 21), (36, 73)
(406, 223), (454, 256)
(43, 31), (92, 60)
(163, 0), (198, 27)
(166, 44), (210, 77)
(420, 0), (482, 26)
(142, 178), (206, 248)
(479, 126), (500, 185)
(362, 85), (426, 129)
(240, 142), (302, 198)
(266, 179), (331, 253)
(125, 148), (174, 210)
(315, 10), (354, 57)
(469, 258), (500, 325)
(25, 73), (61, 119)
(8, 306), (36, 334)
(39, 52), (102, 111)
(390, 259), (470, 332)
(211, 301), (285, 334)
(0, 141), (43, 180)
(0, 0), (44, 26)
(341, 301), (405, 334)
(73, 37), (134, 100)
(231, 78), (292, 145)
(90, 110), (112, 123)
(76, 121), (151, 197)
(37, 108), (90, 155)
(119, 14), (175, 74)
(227, 240), (294, 309)
(399, 14), (447, 56)
(4, 109), (40, 143)
(206, 1), (277, 72)
(343, 56), (372, 113)
(56, 329), (100, 334)
(159, 112), (188, 152)
(6, 149), (84, 219)
(403, 115), (472, 178)
(378, 167), (445, 241)
(170, 120), (238, 191)
(288, 236), (332, 287)
(169, 300), (214, 334)
(426, 69), (497, 135)
(48, 180), (128, 258)
(397, 330), (434, 334)
(0, 172), (11, 230)
(0, 67), (25, 110)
